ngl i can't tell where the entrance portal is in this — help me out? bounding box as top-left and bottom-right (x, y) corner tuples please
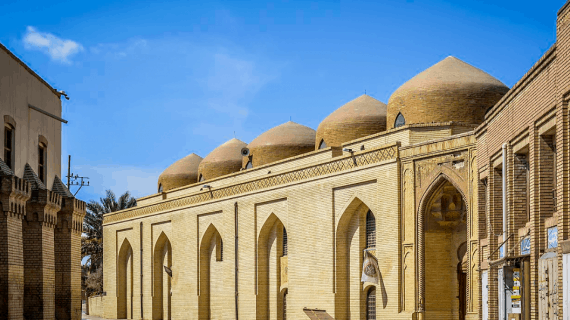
(423, 179), (467, 320)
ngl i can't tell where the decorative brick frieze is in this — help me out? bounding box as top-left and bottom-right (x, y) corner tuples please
(104, 144), (398, 224)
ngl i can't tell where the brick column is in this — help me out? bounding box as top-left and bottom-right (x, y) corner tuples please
(0, 175), (31, 320)
(55, 196), (86, 320)
(23, 189), (62, 320)
(487, 166), (503, 320)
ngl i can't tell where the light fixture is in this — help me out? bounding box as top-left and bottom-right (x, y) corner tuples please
(200, 184), (212, 191)
(343, 148), (353, 153)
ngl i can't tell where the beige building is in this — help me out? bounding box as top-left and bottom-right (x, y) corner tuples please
(0, 43), (86, 320)
(94, 55), (505, 319)
(93, 2), (570, 319)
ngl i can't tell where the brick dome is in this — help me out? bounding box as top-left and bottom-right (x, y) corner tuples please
(158, 153), (202, 192)
(244, 121), (315, 168)
(316, 94), (387, 149)
(387, 56), (509, 130)
(198, 138), (247, 181)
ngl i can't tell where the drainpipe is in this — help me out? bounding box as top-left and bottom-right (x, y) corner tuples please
(140, 222), (144, 319)
(502, 143), (508, 253)
(234, 202), (239, 320)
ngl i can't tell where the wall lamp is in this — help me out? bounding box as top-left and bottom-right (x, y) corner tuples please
(200, 185), (212, 191)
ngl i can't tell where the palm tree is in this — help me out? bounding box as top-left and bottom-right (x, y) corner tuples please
(82, 189), (136, 294)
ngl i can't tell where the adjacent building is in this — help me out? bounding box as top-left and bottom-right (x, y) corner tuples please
(0, 44), (86, 320)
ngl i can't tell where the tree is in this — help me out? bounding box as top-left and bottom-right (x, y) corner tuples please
(82, 190), (136, 295)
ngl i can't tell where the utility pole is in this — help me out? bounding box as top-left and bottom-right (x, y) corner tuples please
(66, 155), (90, 196)
(67, 155), (71, 188)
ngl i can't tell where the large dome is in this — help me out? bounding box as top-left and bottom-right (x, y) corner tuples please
(387, 56), (509, 130)
(198, 138), (247, 181)
(158, 153), (202, 192)
(245, 121), (315, 168)
(316, 94), (387, 149)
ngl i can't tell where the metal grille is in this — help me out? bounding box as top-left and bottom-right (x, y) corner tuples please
(283, 227), (288, 256)
(367, 287), (376, 320)
(283, 291), (287, 320)
(220, 238), (223, 261)
(366, 210), (376, 249)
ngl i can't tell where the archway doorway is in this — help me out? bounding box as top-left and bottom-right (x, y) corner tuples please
(422, 179), (467, 320)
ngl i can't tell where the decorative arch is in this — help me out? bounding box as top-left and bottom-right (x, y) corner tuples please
(416, 173), (468, 319)
(417, 171), (469, 216)
(335, 196), (376, 319)
(257, 212), (286, 320)
(199, 223), (223, 320)
(117, 238), (133, 319)
(153, 232), (172, 320)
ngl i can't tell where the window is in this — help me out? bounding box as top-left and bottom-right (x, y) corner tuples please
(366, 210), (376, 249)
(158, 184), (163, 193)
(394, 112), (405, 128)
(283, 290), (288, 320)
(283, 227), (288, 256)
(318, 139), (327, 149)
(4, 125), (13, 169)
(245, 161), (253, 169)
(367, 287), (376, 319)
(199, 174), (204, 182)
(38, 143), (46, 183)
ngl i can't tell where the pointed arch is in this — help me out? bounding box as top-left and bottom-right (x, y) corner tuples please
(335, 196), (375, 319)
(417, 174), (468, 319)
(257, 212), (286, 320)
(418, 170), (468, 215)
(199, 223), (223, 319)
(117, 238), (133, 319)
(153, 232), (172, 320)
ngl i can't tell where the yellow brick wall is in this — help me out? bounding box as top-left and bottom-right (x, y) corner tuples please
(100, 127), (479, 320)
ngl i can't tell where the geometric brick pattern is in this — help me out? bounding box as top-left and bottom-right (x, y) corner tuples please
(104, 145), (398, 224)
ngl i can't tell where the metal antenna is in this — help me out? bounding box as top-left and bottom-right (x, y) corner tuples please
(365, 89), (366, 95)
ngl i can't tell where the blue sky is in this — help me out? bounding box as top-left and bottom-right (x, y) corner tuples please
(0, 0), (563, 203)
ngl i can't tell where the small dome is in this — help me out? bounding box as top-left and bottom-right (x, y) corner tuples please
(198, 138), (247, 181)
(316, 94), (387, 149)
(387, 56), (509, 129)
(158, 153), (202, 192)
(245, 121), (315, 167)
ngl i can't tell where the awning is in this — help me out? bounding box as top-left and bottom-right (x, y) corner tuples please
(303, 308), (335, 319)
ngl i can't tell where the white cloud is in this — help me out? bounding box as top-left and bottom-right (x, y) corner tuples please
(23, 26), (83, 63)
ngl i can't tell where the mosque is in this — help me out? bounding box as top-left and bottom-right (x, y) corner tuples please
(91, 2), (570, 319)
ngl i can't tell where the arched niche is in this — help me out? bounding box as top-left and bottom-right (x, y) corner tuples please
(335, 196), (377, 319)
(257, 213), (286, 320)
(199, 224), (224, 320)
(153, 232), (172, 320)
(117, 238), (133, 319)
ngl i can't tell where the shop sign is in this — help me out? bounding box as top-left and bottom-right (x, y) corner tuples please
(511, 268), (521, 314)
(548, 227), (558, 249)
(521, 236), (531, 255)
